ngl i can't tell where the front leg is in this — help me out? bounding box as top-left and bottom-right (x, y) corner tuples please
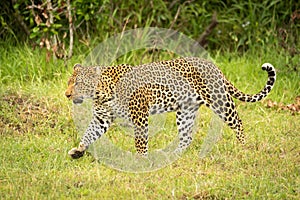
(68, 105), (114, 159)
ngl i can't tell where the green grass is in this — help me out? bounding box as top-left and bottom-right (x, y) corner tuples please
(0, 44), (299, 199)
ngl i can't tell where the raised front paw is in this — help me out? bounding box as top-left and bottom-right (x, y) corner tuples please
(68, 147), (85, 159)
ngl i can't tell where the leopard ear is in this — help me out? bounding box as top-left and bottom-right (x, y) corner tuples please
(73, 63), (82, 71)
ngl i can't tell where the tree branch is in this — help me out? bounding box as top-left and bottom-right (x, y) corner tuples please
(196, 12), (218, 47)
(67, 0), (73, 59)
(11, 0), (30, 36)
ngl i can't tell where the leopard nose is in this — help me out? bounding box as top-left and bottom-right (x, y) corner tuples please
(65, 92), (72, 99)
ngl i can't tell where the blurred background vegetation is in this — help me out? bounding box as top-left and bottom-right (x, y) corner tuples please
(0, 0), (299, 83)
(1, 0), (299, 52)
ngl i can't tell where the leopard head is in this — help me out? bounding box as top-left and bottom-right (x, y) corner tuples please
(65, 64), (99, 104)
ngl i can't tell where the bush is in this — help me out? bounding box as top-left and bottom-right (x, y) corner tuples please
(0, 0), (299, 53)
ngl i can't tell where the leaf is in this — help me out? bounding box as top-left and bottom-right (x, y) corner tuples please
(52, 24), (62, 28)
(265, 97), (300, 114)
(32, 27), (40, 33)
(35, 15), (42, 25)
(13, 4), (20, 10)
(46, 20), (51, 27)
(29, 32), (37, 39)
(50, 29), (58, 35)
(84, 14), (90, 21)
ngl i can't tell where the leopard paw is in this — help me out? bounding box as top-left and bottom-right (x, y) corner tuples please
(68, 148), (85, 159)
(174, 147), (185, 155)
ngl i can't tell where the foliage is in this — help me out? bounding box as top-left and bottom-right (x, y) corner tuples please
(0, 0), (299, 54)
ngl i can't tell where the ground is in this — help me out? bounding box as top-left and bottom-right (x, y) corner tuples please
(0, 49), (299, 199)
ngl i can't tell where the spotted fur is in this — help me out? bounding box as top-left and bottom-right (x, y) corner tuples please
(65, 57), (276, 158)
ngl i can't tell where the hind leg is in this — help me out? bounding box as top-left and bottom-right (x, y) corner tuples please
(210, 93), (245, 144)
(133, 120), (149, 156)
(130, 109), (149, 156)
(129, 89), (151, 156)
(175, 104), (198, 153)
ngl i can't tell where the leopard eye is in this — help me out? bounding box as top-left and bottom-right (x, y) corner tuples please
(74, 79), (80, 85)
(74, 77), (83, 85)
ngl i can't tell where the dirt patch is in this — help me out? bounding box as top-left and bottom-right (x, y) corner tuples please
(0, 92), (63, 134)
(264, 96), (300, 115)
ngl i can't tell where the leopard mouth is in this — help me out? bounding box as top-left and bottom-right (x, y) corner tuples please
(73, 97), (84, 104)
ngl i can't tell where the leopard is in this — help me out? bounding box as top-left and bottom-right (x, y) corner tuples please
(65, 57), (276, 159)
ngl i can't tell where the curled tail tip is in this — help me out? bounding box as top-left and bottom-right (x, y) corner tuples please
(262, 63), (275, 72)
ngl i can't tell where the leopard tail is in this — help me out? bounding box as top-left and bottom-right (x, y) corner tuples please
(225, 63), (276, 102)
